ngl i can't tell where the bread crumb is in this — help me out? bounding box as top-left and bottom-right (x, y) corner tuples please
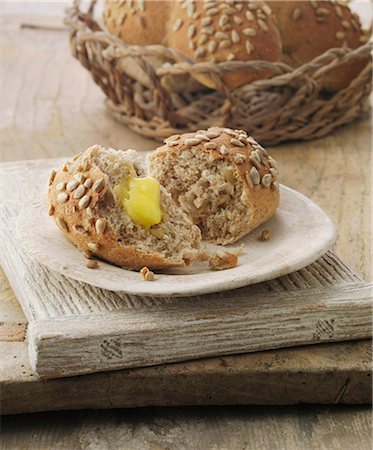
(82, 250), (93, 259)
(86, 260), (98, 269)
(140, 266), (156, 281)
(259, 229), (270, 241)
(209, 251), (238, 271)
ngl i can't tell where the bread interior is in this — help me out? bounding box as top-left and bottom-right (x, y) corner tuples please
(82, 146), (201, 264)
(149, 148), (251, 244)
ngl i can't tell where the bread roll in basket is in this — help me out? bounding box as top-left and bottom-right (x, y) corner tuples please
(65, 0), (372, 144)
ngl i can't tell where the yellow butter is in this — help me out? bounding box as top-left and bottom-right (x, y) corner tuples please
(114, 176), (162, 229)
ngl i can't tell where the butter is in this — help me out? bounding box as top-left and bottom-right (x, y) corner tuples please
(114, 175), (162, 229)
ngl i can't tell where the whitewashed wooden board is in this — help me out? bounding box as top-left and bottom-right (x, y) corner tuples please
(16, 185), (336, 296)
(0, 159), (372, 379)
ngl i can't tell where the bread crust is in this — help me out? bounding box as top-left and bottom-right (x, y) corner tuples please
(47, 148), (199, 270)
(148, 127), (280, 244)
(104, 0), (368, 92)
(265, 1), (369, 91)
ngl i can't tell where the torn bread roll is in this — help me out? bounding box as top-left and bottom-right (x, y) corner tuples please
(148, 126), (280, 245)
(47, 145), (203, 270)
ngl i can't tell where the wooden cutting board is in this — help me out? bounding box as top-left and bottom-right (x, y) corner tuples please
(1, 159), (372, 381)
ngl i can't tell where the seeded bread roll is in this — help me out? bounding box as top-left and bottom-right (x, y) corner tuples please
(47, 145), (202, 270)
(166, 0), (282, 89)
(104, 0), (368, 92)
(104, 0), (283, 89)
(148, 127), (280, 245)
(268, 0), (370, 92)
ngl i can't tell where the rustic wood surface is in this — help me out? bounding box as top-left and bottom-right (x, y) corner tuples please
(0, 7), (372, 450)
(2, 159), (371, 381)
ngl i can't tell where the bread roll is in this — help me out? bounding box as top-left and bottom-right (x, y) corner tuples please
(47, 145), (202, 270)
(104, 0), (368, 92)
(148, 127), (280, 245)
(268, 0), (370, 92)
(104, 0), (283, 89)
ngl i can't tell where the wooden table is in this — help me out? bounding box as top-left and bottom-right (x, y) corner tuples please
(1, 7), (372, 450)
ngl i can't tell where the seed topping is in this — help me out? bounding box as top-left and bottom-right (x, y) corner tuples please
(73, 185), (87, 199)
(56, 217), (68, 232)
(230, 138), (245, 147)
(219, 145), (229, 155)
(95, 218), (106, 235)
(56, 182), (66, 191)
(261, 173), (272, 188)
(249, 166), (260, 185)
(66, 180), (79, 192)
(79, 194), (91, 209)
(93, 178), (105, 193)
(185, 138), (202, 146)
(57, 192), (69, 203)
(205, 142), (218, 150)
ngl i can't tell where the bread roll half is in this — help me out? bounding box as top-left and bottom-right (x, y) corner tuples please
(47, 145), (202, 270)
(148, 127), (280, 245)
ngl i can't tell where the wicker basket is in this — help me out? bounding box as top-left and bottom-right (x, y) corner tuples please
(65, 0), (372, 145)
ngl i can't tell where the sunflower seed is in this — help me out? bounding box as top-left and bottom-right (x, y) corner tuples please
(263, 4), (272, 15)
(87, 242), (99, 251)
(56, 217), (68, 231)
(202, 26), (214, 35)
(247, 136), (257, 144)
(205, 142), (218, 150)
(224, 128), (236, 136)
(268, 156), (278, 170)
(231, 30), (240, 43)
(207, 7), (219, 16)
(187, 2), (194, 17)
(258, 19), (268, 32)
(195, 47), (206, 58)
(189, 41), (196, 50)
(316, 7), (330, 16)
(167, 140), (179, 147)
(250, 151), (262, 167)
(245, 11), (254, 21)
(208, 40), (217, 53)
(79, 194), (91, 209)
(187, 24), (196, 39)
(199, 34), (209, 45)
(245, 41), (253, 54)
(310, 0), (318, 8)
(201, 17), (212, 26)
(56, 182), (66, 191)
(85, 207), (95, 218)
(66, 180), (79, 192)
(243, 27), (256, 36)
(185, 138), (202, 146)
(341, 20), (351, 29)
(249, 166), (260, 185)
(48, 204), (54, 216)
(261, 173), (272, 187)
(219, 14), (229, 27)
(84, 178), (93, 188)
(227, 53), (235, 61)
(93, 178), (105, 193)
(234, 153), (246, 164)
(248, 3), (258, 10)
(216, 31), (229, 40)
(95, 218), (106, 235)
(195, 133), (210, 142)
(271, 180), (279, 190)
(335, 31), (345, 40)
(73, 185), (87, 199)
(206, 131), (220, 138)
(238, 134), (247, 142)
(269, 168), (279, 180)
(292, 8), (302, 20)
(219, 40), (231, 49)
(74, 173), (85, 183)
(233, 16), (243, 25)
(57, 192), (69, 203)
(48, 170), (57, 185)
(229, 138), (244, 147)
(173, 18), (183, 32)
(219, 145), (229, 155)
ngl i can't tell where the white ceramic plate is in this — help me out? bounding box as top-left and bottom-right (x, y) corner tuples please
(16, 185), (336, 297)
